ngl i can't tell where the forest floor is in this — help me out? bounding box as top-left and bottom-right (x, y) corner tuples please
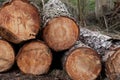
(0, 68), (71, 80)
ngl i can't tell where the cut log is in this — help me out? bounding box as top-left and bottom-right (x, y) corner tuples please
(43, 16), (79, 51)
(42, 0), (78, 51)
(63, 41), (101, 80)
(0, 0), (40, 44)
(106, 48), (120, 80)
(16, 40), (52, 75)
(0, 40), (15, 72)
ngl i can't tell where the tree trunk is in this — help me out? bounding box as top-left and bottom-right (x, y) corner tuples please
(77, 0), (87, 27)
(63, 41), (101, 80)
(0, 0), (40, 44)
(95, 0), (114, 18)
(106, 48), (120, 80)
(43, 16), (79, 51)
(16, 40), (52, 75)
(0, 40), (15, 72)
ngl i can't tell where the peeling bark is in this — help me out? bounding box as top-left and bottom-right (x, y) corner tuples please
(80, 28), (120, 61)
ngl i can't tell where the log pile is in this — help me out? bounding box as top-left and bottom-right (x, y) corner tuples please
(0, 0), (119, 80)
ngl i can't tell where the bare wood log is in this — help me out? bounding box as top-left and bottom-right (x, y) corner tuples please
(16, 40), (52, 75)
(43, 16), (79, 51)
(0, 40), (15, 72)
(0, 0), (40, 44)
(106, 48), (120, 80)
(63, 41), (101, 80)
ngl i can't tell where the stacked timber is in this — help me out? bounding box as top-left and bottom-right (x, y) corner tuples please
(0, 0), (119, 80)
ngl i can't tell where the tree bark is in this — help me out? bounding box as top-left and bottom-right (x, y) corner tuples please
(42, 0), (72, 27)
(63, 41), (101, 80)
(0, 40), (15, 72)
(80, 28), (120, 59)
(0, 0), (40, 44)
(16, 40), (52, 75)
(43, 16), (79, 51)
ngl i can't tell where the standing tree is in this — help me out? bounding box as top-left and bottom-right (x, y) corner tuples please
(77, 0), (88, 27)
(95, 0), (114, 18)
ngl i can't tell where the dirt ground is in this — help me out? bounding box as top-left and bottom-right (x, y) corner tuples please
(0, 68), (71, 80)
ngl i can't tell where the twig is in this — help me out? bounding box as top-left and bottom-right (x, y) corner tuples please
(109, 22), (120, 29)
(113, 30), (120, 34)
(103, 15), (109, 33)
(41, 0), (45, 7)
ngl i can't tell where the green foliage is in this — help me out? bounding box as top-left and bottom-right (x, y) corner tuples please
(69, 0), (77, 6)
(88, 0), (95, 11)
(68, 0), (95, 11)
(0, 0), (4, 2)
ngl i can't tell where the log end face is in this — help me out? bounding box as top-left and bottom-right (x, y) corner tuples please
(65, 47), (101, 80)
(0, 0), (40, 43)
(0, 40), (15, 72)
(43, 17), (79, 51)
(17, 41), (52, 75)
(106, 48), (120, 80)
